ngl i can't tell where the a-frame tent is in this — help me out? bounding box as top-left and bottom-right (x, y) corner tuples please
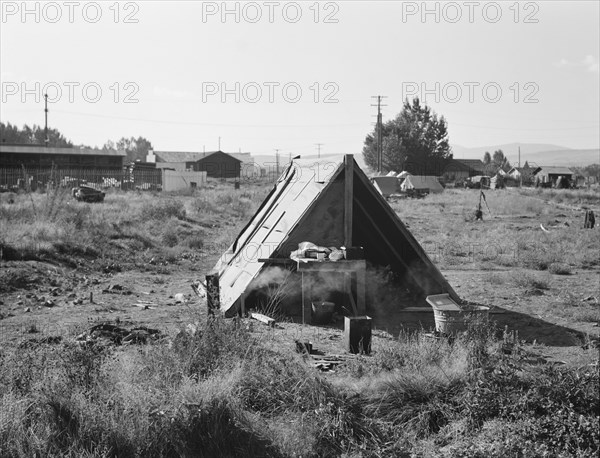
(213, 155), (459, 317)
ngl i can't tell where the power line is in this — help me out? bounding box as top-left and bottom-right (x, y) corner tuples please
(48, 109), (365, 128)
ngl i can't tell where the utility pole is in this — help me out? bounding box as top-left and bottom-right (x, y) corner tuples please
(274, 148), (280, 176)
(518, 146), (522, 188)
(315, 143), (323, 158)
(44, 93), (49, 147)
(218, 137), (221, 150)
(371, 95), (387, 174)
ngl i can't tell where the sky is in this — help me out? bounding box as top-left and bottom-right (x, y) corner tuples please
(1, 0), (599, 161)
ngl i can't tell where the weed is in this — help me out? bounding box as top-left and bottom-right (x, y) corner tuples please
(549, 262), (572, 275)
(510, 271), (551, 290)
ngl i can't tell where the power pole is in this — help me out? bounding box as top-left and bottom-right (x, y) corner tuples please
(315, 143), (323, 158)
(274, 148), (280, 176)
(371, 96), (387, 174)
(518, 146), (522, 188)
(44, 93), (49, 147)
(218, 137), (221, 150)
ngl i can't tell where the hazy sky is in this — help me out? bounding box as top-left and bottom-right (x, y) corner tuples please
(1, 1), (599, 159)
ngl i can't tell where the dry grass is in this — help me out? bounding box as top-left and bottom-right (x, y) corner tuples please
(391, 188), (599, 272)
(1, 183), (599, 456)
(3, 318), (596, 457)
(0, 183), (271, 269)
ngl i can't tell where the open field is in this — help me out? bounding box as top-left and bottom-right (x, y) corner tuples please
(1, 183), (599, 456)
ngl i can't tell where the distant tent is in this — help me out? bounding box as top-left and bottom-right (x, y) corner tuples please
(490, 174), (505, 189)
(212, 155), (459, 318)
(400, 175), (444, 194)
(371, 176), (400, 198)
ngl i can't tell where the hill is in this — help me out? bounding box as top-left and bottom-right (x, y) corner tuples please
(452, 143), (598, 167)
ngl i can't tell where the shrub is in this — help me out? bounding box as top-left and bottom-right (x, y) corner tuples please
(161, 230), (178, 248)
(184, 235), (204, 250)
(510, 271), (550, 290)
(141, 199), (186, 221)
(549, 262), (572, 275)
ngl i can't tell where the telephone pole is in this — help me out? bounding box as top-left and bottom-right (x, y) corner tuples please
(315, 143), (323, 158)
(518, 146), (522, 188)
(274, 148), (280, 176)
(44, 94), (49, 147)
(371, 96), (387, 174)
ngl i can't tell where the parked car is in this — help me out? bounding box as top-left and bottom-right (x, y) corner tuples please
(72, 186), (105, 202)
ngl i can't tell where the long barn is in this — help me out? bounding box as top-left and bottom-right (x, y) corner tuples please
(0, 144), (126, 169)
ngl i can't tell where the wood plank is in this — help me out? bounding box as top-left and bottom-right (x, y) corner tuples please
(250, 312), (276, 327)
(344, 154), (354, 247)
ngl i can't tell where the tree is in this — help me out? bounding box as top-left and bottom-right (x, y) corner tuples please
(362, 98), (452, 175)
(491, 149), (511, 170)
(492, 149), (505, 167)
(483, 151), (491, 165)
(110, 136), (153, 162)
(0, 122), (72, 147)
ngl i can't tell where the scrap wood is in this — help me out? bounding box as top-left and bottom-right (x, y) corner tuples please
(191, 281), (207, 299)
(250, 312), (276, 327)
(77, 324), (161, 345)
(134, 303), (154, 309)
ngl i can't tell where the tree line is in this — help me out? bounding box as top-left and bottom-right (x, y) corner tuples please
(0, 122), (153, 163)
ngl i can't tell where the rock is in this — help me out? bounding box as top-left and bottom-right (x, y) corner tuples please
(44, 300), (55, 307)
(17, 300), (23, 306)
(24, 307), (31, 312)
(174, 293), (186, 303)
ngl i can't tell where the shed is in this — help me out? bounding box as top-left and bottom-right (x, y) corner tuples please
(532, 166), (574, 186)
(188, 151), (242, 179)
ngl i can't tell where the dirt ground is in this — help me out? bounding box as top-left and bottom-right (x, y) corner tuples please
(1, 189), (598, 367)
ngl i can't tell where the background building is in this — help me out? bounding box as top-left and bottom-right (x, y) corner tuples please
(0, 144), (126, 169)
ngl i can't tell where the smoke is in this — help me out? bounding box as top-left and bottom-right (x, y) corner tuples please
(246, 262), (429, 319)
(248, 266), (292, 290)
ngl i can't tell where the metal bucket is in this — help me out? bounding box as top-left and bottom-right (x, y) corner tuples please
(433, 306), (489, 334)
(311, 301), (335, 324)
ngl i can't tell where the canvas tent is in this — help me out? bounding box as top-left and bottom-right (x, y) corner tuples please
(212, 155), (458, 320)
(399, 175), (444, 194)
(370, 176), (400, 198)
(490, 174), (505, 189)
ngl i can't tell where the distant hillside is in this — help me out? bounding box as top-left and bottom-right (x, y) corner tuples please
(250, 153), (368, 170)
(451, 143), (570, 159)
(248, 146), (598, 174)
(520, 149), (600, 167)
(451, 143), (598, 167)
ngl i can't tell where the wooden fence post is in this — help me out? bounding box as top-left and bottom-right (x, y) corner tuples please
(205, 274), (220, 318)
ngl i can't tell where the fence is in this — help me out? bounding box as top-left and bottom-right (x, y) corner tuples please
(0, 167), (162, 192)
